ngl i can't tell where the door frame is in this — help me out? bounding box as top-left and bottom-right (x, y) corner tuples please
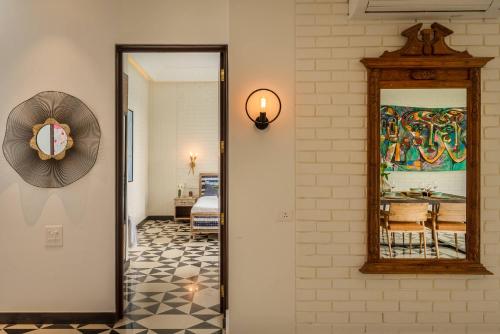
(115, 44), (229, 321)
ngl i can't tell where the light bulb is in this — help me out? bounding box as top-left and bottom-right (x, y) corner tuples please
(260, 97), (267, 111)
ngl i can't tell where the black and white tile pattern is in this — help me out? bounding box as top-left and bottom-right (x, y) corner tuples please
(380, 228), (466, 259)
(0, 220), (222, 334)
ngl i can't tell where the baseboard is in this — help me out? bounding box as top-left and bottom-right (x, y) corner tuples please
(135, 216), (174, 228)
(0, 312), (117, 324)
(146, 215), (174, 222)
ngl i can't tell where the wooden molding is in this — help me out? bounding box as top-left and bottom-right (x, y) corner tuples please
(115, 45), (229, 321)
(362, 23), (493, 69)
(361, 57), (493, 69)
(382, 22), (469, 58)
(360, 261), (493, 275)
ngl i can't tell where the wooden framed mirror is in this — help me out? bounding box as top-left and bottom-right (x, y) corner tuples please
(360, 23), (493, 274)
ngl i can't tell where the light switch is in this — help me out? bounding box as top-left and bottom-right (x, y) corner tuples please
(45, 225), (63, 247)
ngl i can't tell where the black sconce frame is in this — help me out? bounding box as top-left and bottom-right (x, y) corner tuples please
(245, 88), (281, 130)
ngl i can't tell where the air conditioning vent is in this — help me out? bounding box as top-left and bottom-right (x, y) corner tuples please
(350, 0), (500, 19)
(367, 0), (492, 13)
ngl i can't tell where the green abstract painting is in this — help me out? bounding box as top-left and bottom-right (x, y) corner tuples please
(380, 105), (466, 172)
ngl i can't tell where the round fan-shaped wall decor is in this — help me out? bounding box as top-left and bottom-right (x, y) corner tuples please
(2, 91), (101, 188)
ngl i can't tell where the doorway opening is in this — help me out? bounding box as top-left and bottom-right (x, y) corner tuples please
(115, 45), (228, 331)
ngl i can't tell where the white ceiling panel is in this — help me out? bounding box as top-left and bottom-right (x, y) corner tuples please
(129, 53), (220, 82)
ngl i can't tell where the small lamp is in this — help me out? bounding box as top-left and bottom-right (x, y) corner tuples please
(189, 152), (198, 175)
(245, 88), (281, 130)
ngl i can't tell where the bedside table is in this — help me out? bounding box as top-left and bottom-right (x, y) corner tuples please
(174, 197), (197, 222)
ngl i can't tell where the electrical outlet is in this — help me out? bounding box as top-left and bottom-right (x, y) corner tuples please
(278, 210), (293, 222)
(45, 225), (63, 247)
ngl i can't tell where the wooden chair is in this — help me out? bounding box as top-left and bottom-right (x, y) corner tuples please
(427, 203), (466, 259)
(381, 203), (429, 258)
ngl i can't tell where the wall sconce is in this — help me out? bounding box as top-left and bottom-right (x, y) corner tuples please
(245, 88), (281, 130)
(189, 152), (198, 175)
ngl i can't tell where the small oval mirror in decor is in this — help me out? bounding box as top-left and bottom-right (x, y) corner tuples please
(2, 91), (101, 188)
(30, 118), (74, 160)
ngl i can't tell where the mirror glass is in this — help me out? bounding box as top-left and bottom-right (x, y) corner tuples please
(379, 88), (467, 260)
(36, 123), (69, 156)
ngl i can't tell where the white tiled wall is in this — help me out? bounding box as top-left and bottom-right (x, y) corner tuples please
(295, 1), (500, 332)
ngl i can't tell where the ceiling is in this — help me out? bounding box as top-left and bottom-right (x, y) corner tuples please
(129, 52), (220, 82)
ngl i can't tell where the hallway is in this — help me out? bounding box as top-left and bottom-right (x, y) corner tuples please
(122, 220), (222, 333)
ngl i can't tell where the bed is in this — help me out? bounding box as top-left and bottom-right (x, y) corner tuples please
(190, 173), (220, 239)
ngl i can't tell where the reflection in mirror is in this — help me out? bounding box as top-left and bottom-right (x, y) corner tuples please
(36, 123), (69, 156)
(379, 89), (467, 260)
(30, 118), (73, 160)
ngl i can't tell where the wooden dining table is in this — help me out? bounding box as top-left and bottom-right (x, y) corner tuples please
(380, 192), (466, 211)
(381, 192), (465, 203)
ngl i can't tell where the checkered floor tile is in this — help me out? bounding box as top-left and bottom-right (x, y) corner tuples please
(380, 228), (466, 259)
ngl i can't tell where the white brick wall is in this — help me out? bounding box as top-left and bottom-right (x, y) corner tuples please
(295, 1), (500, 332)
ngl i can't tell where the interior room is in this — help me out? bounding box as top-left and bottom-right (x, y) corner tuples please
(1, 1), (500, 334)
(379, 88), (467, 259)
(123, 52), (223, 331)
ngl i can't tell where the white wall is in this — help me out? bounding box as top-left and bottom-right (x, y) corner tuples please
(0, 2), (297, 333)
(127, 63), (150, 227)
(388, 171), (467, 196)
(148, 82), (219, 216)
(228, 0), (296, 333)
(175, 82), (219, 194)
(0, 0), (118, 312)
(148, 82), (177, 216)
(380, 88), (467, 108)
